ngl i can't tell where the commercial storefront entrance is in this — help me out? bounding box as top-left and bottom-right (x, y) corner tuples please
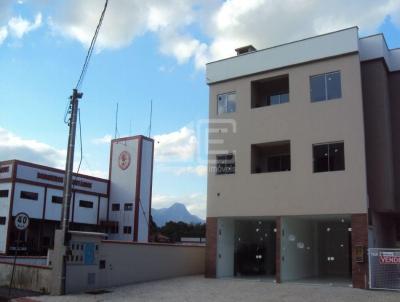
(280, 215), (352, 285)
(234, 220), (276, 278)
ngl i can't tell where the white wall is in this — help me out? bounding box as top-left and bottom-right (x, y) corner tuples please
(16, 164), (108, 195)
(72, 193), (99, 224)
(0, 183), (12, 253)
(65, 238), (205, 294)
(44, 188), (63, 221)
(108, 138), (139, 240)
(12, 183), (45, 219)
(138, 139), (153, 242)
(207, 27), (359, 83)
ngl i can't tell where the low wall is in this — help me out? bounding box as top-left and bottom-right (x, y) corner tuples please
(0, 256), (47, 266)
(66, 240), (205, 293)
(103, 241), (205, 286)
(0, 262), (51, 293)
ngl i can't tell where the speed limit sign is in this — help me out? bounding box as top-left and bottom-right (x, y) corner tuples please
(14, 212), (30, 231)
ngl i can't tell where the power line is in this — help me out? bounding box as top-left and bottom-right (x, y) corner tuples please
(75, 0), (109, 90)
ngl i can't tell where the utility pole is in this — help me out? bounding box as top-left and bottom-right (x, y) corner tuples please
(51, 89), (83, 295)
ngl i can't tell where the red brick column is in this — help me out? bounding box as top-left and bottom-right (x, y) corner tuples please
(351, 213), (369, 289)
(275, 216), (281, 283)
(205, 217), (217, 278)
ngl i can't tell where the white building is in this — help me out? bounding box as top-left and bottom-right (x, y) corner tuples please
(0, 135), (154, 255)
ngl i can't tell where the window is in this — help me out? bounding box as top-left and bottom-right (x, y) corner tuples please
(0, 190), (9, 198)
(310, 71), (342, 102)
(313, 142), (345, 173)
(251, 141), (291, 173)
(123, 226), (132, 234)
(251, 75), (289, 108)
(79, 200), (93, 208)
(0, 166), (9, 173)
(51, 196), (63, 204)
(217, 92), (236, 115)
(216, 154), (235, 175)
(20, 191), (38, 200)
(124, 203), (133, 211)
(112, 203), (120, 211)
(110, 224), (119, 234)
(0, 217), (6, 225)
(99, 260), (106, 269)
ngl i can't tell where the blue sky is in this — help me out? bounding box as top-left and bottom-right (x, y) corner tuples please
(0, 0), (399, 218)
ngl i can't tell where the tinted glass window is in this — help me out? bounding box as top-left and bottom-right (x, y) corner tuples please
(0, 190), (9, 198)
(313, 142), (345, 172)
(123, 226), (132, 234)
(226, 93), (236, 113)
(280, 93), (289, 104)
(79, 200), (93, 208)
(124, 203), (133, 211)
(313, 144), (329, 172)
(270, 95), (280, 106)
(217, 93), (236, 115)
(310, 74), (326, 102)
(20, 191), (38, 200)
(216, 154), (235, 175)
(327, 72), (342, 100)
(51, 196), (63, 204)
(329, 142), (345, 171)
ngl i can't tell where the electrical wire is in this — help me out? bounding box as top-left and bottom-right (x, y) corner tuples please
(75, 0), (108, 90)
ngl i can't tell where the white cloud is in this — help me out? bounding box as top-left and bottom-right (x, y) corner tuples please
(8, 12), (42, 39)
(0, 127), (107, 178)
(48, 0), (400, 70)
(0, 127), (66, 168)
(157, 165), (207, 177)
(92, 134), (113, 145)
(0, 26), (7, 44)
(154, 126), (197, 162)
(152, 193), (206, 219)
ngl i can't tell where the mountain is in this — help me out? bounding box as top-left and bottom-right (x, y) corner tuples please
(152, 203), (204, 227)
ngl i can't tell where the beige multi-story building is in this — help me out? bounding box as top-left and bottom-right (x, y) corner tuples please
(205, 27), (400, 289)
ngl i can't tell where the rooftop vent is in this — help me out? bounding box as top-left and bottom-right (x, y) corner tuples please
(235, 45), (256, 56)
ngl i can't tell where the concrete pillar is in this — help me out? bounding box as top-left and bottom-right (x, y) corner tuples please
(205, 217), (217, 278)
(275, 216), (281, 283)
(351, 213), (369, 289)
(50, 230), (67, 295)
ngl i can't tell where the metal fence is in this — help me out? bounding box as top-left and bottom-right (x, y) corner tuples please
(369, 248), (400, 291)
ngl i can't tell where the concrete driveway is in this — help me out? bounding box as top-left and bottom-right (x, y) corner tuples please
(30, 276), (399, 302)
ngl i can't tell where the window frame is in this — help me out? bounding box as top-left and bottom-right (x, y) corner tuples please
(217, 92), (236, 115)
(124, 203), (133, 211)
(51, 196), (63, 204)
(313, 141), (345, 173)
(216, 153), (235, 175)
(20, 191), (39, 201)
(310, 71), (342, 102)
(0, 190), (9, 198)
(123, 226), (132, 234)
(79, 200), (94, 209)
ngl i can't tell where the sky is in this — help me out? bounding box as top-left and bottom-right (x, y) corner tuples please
(0, 0), (399, 219)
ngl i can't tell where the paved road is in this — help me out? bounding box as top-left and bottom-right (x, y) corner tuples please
(31, 276), (399, 302)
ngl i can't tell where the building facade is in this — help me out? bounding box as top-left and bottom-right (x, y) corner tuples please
(205, 27), (400, 289)
(0, 135), (154, 255)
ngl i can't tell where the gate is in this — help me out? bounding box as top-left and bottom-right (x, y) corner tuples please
(369, 248), (400, 290)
